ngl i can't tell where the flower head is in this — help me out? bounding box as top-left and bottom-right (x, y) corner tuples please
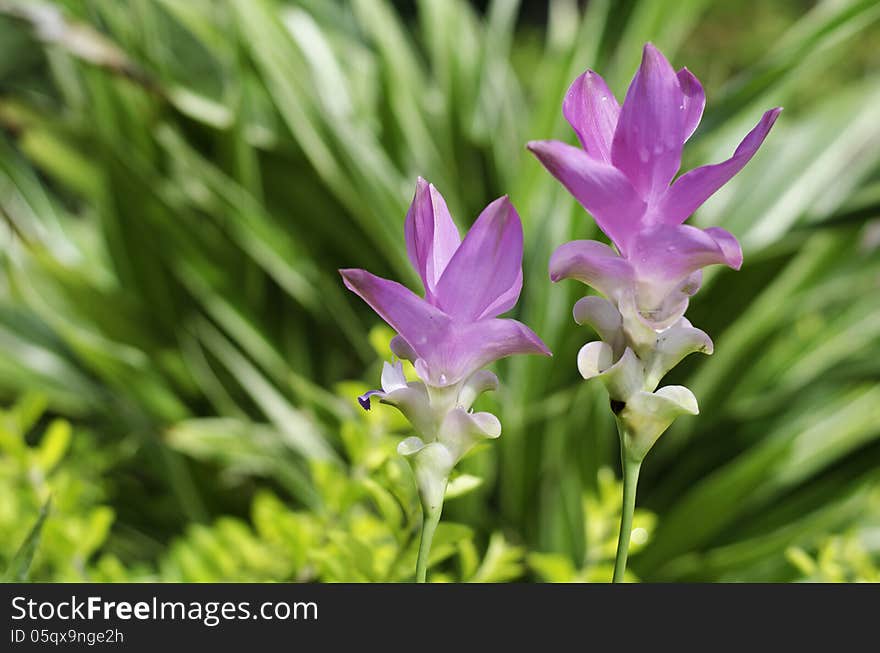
(341, 178), (550, 389)
(341, 178), (550, 488)
(528, 43), (781, 328)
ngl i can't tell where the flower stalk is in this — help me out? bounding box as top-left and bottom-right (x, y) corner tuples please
(415, 487), (445, 583)
(529, 43), (780, 582)
(612, 439), (641, 583)
(341, 178), (550, 582)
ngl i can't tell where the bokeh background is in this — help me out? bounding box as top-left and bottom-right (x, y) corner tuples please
(1, 0), (879, 582)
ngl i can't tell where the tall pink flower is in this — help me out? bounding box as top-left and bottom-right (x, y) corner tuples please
(528, 43), (781, 583)
(528, 43), (781, 328)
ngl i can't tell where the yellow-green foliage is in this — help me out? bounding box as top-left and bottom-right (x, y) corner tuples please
(786, 490), (880, 582)
(528, 468), (657, 583)
(0, 395), (113, 581)
(1, 383), (527, 582)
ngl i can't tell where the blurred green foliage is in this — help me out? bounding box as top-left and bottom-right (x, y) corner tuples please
(786, 517), (880, 582)
(0, 0), (879, 582)
(1, 395), (113, 581)
(528, 467), (656, 582)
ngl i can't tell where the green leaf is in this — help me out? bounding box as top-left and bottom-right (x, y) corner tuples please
(4, 499), (51, 582)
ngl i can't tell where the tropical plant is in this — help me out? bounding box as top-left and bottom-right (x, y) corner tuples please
(0, 0), (879, 581)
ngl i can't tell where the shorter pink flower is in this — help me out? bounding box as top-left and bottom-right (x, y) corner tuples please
(341, 178), (550, 391)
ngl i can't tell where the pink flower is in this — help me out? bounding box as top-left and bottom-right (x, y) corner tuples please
(528, 43), (781, 328)
(341, 178), (550, 393)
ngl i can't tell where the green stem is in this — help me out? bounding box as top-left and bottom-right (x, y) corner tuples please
(612, 452), (641, 583)
(415, 498), (443, 583)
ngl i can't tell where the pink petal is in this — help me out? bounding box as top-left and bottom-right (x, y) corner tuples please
(527, 140), (646, 254)
(418, 318), (550, 386)
(548, 240), (634, 301)
(656, 108), (782, 225)
(404, 178), (461, 301)
(477, 268), (522, 320)
(339, 268), (450, 359)
(434, 196), (523, 321)
(628, 225), (742, 321)
(611, 43), (685, 201)
(632, 224), (742, 278)
(677, 67), (705, 142)
(563, 70), (620, 163)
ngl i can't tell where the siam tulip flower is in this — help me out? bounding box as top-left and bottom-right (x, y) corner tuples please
(527, 43), (781, 582)
(340, 178), (550, 582)
(528, 42), (780, 330)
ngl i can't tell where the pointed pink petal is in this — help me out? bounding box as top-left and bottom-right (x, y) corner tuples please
(629, 225), (742, 320)
(460, 318), (551, 366)
(477, 268), (522, 320)
(548, 240), (634, 301)
(434, 196), (523, 321)
(404, 178), (461, 301)
(611, 43), (685, 200)
(340, 268), (450, 359)
(527, 140), (646, 254)
(657, 108), (782, 224)
(701, 227), (744, 269)
(563, 70), (620, 163)
(343, 269), (549, 388)
(677, 67), (705, 142)
(418, 318), (550, 386)
(631, 224), (742, 279)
